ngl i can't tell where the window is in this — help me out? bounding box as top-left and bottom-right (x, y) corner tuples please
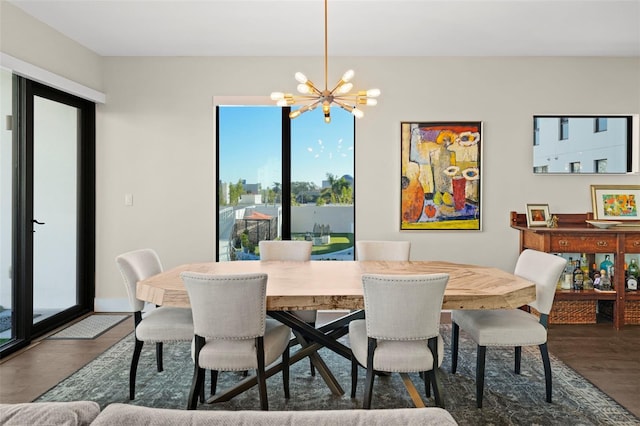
(533, 165), (548, 173)
(559, 117), (569, 140)
(533, 117), (540, 146)
(569, 161), (581, 173)
(595, 159), (608, 173)
(216, 103), (355, 262)
(595, 117), (608, 132)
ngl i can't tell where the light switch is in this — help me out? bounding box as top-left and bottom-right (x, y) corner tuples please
(125, 193), (133, 206)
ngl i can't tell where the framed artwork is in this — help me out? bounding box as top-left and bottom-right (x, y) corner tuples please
(526, 204), (550, 227)
(590, 185), (640, 221)
(401, 121), (482, 230)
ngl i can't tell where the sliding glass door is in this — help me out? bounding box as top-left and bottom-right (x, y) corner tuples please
(0, 75), (95, 358)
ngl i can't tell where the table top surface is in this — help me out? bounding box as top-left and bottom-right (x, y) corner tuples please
(136, 260), (536, 311)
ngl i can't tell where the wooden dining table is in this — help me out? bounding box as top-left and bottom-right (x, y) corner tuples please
(136, 260), (535, 404)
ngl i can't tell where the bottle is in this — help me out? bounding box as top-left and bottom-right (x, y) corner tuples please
(580, 253), (589, 275)
(572, 259), (584, 290)
(627, 258), (639, 291)
(600, 255), (614, 278)
(561, 257), (573, 290)
(600, 269), (612, 291)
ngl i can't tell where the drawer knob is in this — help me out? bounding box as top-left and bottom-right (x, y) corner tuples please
(558, 240), (569, 247)
(596, 241), (608, 247)
(633, 241), (640, 247)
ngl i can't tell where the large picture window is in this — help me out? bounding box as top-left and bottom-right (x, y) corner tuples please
(216, 104), (355, 261)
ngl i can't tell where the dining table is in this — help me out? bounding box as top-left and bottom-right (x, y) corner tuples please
(136, 259), (535, 405)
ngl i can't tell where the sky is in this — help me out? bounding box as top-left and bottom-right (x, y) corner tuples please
(218, 105), (354, 189)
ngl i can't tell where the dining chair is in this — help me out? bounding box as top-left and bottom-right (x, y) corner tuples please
(115, 248), (194, 400)
(258, 240), (317, 376)
(349, 273), (450, 409)
(180, 271), (291, 411)
(355, 240), (411, 261)
(450, 249), (567, 408)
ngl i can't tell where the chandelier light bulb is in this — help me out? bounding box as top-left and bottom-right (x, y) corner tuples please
(342, 69), (355, 82)
(276, 99), (288, 107)
(352, 108), (364, 119)
(270, 92), (284, 101)
(365, 98), (378, 106)
(366, 88), (381, 97)
(297, 84), (311, 94)
(295, 72), (308, 84)
(337, 82), (353, 94)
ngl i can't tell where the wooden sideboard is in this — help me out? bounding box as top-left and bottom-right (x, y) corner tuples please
(510, 212), (640, 329)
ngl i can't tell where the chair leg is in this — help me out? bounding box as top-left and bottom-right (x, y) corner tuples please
(256, 337), (269, 411)
(423, 370), (431, 398)
(209, 370), (218, 399)
(427, 336), (444, 408)
(155, 342), (163, 372)
(282, 346), (290, 399)
(363, 337), (377, 409)
(309, 358), (316, 377)
(350, 355), (358, 398)
(451, 322), (459, 374)
(515, 346), (522, 374)
(539, 343), (553, 403)
(187, 365), (205, 410)
(129, 338), (144, 400)
(475, 345), (487, 408)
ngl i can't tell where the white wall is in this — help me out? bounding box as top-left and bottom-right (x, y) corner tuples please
(2, 2), (639, 311)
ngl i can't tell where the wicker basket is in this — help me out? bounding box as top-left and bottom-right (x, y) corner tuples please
(548, 300), (597, 324)
(624, 300), (640, 324)
(529, 300), (597, 324)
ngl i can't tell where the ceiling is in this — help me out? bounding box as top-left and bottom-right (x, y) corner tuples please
(8, 0), (640, 57)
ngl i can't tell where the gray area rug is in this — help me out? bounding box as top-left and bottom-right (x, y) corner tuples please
(36, 324), (639, 425)
(47, 315), (129, 339)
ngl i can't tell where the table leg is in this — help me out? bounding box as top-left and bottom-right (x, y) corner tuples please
(206, 310), (363, 403)
(291, 329), (344, 395)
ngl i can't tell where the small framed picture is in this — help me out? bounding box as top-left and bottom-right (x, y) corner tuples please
(590, 185), (640, 221)
(526, 204), (550, 227)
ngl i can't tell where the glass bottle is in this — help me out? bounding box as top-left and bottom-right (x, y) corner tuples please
(627, 258), (639, 290)
(600, 269), (612, 291)
(600, 255), (614, 278)
(572, 259), (584, 290)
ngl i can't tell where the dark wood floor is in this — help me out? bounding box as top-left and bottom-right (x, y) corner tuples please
(1, 313), (639, 418)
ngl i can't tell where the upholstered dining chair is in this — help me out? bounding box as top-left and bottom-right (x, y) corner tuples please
(450, 249), (567, 408)
(349, 273), (450, 409)
(355, 240), (411, 261)
(258, 240), (316, 376)
(115, 248), (194, 400)
(181, 271), (291, 411)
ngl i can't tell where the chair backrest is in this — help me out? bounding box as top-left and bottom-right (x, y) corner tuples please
(180, 272), (268, 339)
(259, 240), (312, 261)
(362, 273), (449, 340)
(115, 248), (163, 312)
(515, 249), (567, 315)
(356, 240), (411, 261)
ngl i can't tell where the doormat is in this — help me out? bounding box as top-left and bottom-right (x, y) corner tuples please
(48, 314), (129, 340)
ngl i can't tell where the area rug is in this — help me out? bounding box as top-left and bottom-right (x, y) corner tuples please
(36, 324), (639, 425)
(47, 314), (129, 340)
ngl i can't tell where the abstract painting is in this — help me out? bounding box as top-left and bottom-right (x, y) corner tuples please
(401, 121), (482, 230)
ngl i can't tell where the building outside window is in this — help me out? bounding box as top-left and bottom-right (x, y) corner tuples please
(595, 117), (608, 132)
(559, 117), (569, 140)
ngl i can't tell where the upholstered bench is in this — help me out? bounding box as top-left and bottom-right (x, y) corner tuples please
(1, 401), (458, 425)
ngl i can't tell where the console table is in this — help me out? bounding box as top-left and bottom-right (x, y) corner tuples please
(510, 212), (640, 329)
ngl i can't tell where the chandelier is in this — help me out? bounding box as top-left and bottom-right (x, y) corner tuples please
(270, 0), (380, 123)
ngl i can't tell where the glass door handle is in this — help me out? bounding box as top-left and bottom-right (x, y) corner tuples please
(32, 219), (46, 225)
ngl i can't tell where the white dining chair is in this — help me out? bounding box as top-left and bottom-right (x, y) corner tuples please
(349, 273), (450, 409)
(181, 271), (291, 411)
(258, 240), (317, 376)
(356, 240), (411, 261)
(450, 249), (567, 408)
(115, 248), (194, 400)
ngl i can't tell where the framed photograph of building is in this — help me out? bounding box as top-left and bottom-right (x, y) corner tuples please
(401, 121), (482, 230)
